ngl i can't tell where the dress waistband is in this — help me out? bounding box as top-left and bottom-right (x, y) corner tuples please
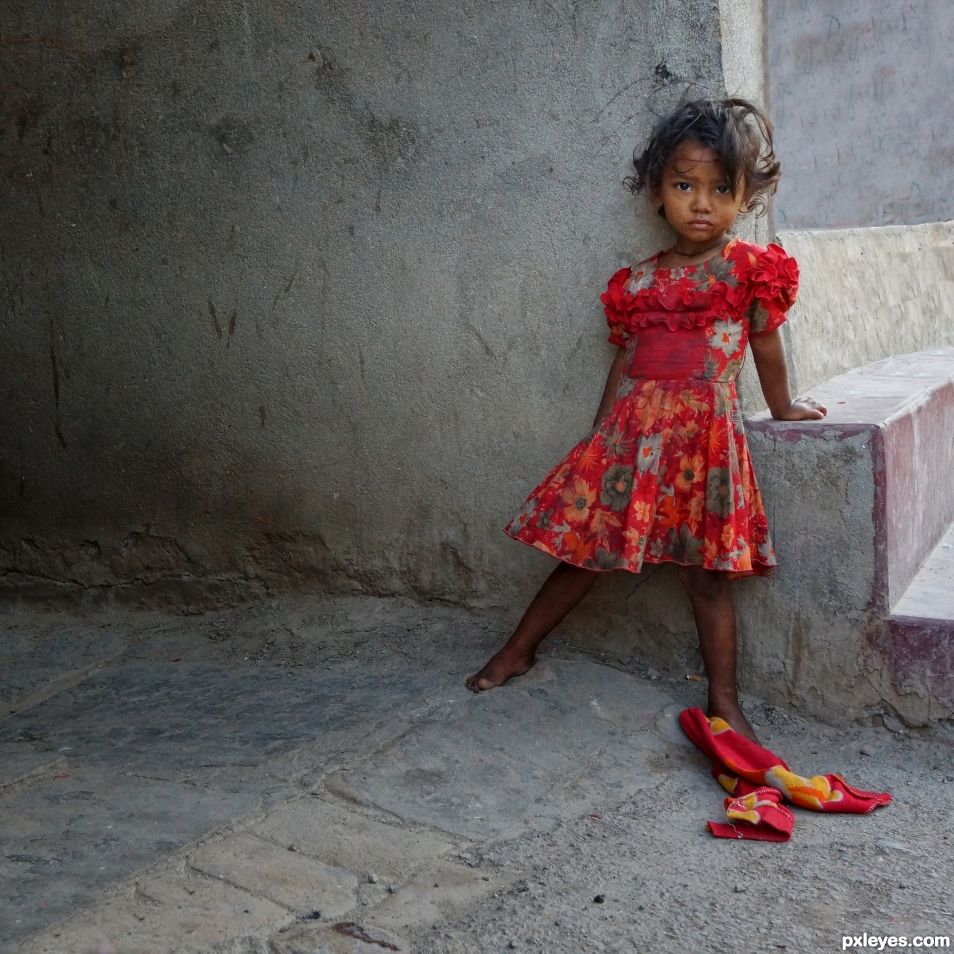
(621, 322), (745, 384)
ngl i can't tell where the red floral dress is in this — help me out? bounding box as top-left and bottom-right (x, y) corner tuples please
(503, 237), (799, 577)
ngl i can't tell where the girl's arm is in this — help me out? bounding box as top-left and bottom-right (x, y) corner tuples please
(749, 330), (827, 421)
(592, 346), (629, 428)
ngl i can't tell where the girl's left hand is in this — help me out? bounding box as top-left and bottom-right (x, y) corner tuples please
(772, 397), (827, 420)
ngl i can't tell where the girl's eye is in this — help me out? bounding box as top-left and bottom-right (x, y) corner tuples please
(675, 182), (691, 191)
(716, 184), (732, 195)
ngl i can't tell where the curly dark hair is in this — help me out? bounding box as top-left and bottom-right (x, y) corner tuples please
(624, 97), (781, 216)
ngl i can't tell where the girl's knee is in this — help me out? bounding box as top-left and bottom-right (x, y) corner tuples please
(678, 565), (729, 600)
(555, 561), (598, 578)
(550, 561), (601, 590)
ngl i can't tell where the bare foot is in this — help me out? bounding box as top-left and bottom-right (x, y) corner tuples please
(465, 645), (535, 692)
(708, 697), (759, 744)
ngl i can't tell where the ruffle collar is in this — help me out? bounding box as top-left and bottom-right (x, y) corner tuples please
(600, 239), (796, 332)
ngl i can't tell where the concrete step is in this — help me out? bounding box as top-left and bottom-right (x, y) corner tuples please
(877, 521), (954, 716)
(750, 347), (954, 612)
(891, 520), (954, 623)
(728, 346), (954, 725)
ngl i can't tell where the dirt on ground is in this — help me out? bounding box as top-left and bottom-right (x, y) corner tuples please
(2, 592), (952, 954)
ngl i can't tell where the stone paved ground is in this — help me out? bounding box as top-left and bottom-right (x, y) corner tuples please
(1, 593), (952, 953)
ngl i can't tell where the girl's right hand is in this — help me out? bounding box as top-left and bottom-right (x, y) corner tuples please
(771, 397), (827, 420)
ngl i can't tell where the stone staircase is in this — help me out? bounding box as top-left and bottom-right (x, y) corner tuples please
(743, 348), (954, 725)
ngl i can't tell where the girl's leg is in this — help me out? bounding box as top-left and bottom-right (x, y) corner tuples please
(465, 561), (599, 692)
(677, 565), (758, 743)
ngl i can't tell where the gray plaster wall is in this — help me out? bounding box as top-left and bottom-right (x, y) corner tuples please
(767, 0), (954, 229)
(775, 222), (954, 396)
(1, 0), (765, 607)
(719, 0), (767, 103)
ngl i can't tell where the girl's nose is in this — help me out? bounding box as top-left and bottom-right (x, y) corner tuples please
(692, 192), (713, 211)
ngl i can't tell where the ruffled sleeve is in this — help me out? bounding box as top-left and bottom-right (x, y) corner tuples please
(733, 242), (799, 335)
(600, 266), (632, 347)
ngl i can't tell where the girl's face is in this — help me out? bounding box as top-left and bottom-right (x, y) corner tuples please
(651, 141), (750, 251)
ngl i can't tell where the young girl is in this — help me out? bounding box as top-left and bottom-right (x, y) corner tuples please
(465, 97), (826, 742)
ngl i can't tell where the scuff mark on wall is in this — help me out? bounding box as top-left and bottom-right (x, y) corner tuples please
(269, 262), (300, 317)
(47, 317), (66, 449)
(208, 301), (223, 339)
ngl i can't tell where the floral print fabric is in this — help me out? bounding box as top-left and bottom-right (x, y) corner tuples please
(504, 238), (799, 577)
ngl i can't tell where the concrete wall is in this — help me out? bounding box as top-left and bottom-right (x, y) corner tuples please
(775, 221), (954, 396)
(768, 0), (954, 229)
(0, 0), (765, 608)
